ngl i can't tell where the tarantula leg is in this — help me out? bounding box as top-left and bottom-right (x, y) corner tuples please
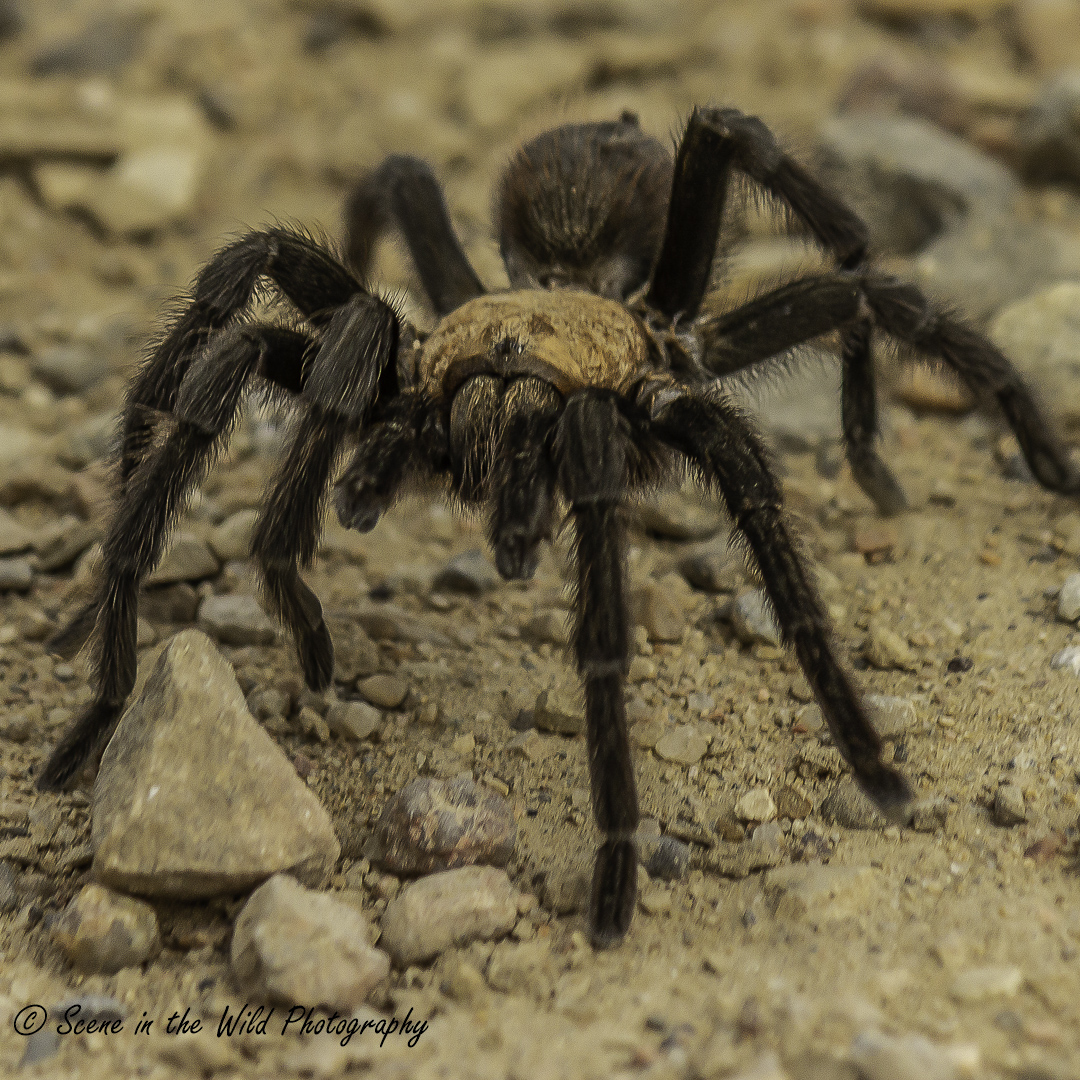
(555, 391), (639, 948)
(450, 374), (504, 503)
(651, 389), (913, 820)
(251, 295), (400, 693)
(841, 319), (908, 516)
(488, 377), (561, 580)
(344, 154), (485, 316)
(120, 228), (362, 485)
(38, 327), (270, 790)
(863, 277), (1080, 495)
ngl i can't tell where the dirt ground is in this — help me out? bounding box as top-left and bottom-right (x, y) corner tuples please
(3, 1), (1080, 1077)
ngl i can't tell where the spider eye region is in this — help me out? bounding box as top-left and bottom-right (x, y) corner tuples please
(420, 288), (652, 398)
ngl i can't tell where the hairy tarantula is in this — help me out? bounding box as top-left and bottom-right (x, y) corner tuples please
(39, 108), (1079, 947)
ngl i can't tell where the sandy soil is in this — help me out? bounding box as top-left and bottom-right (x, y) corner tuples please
(2, 1), (1080, 1078)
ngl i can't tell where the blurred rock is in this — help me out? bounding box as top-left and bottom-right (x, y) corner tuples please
(521, 608), (570, 646)
(993, 783), (1028, 826)
(633, 579), (685, 643)
(730, 590), (782, 647)
(58, 410), (115, 468)
(989, 282), (1080, 424)
(208, 510), (257, 563)
(851, 1028), (979, 1080)
(326, 700), (381, 741)
(534, 687), (584, 735)
(654, 725), (710, 766)
(32, 344), (111, 394)
(231, 874), (388, 1009)
(433, 548), (500, 594)
(0, 558), (33, 591)
(821, 777), (888, 829)
(357, 673), (407, 708)
(1014, 0), (1080, 74)
(30, 11), (152, 77)
(677, 539), (741, 593)
(766, 862), (877, 922)
(817, 113), (1015, 255)
(866, 694), (917, 737)
(92, 630), (340, 898)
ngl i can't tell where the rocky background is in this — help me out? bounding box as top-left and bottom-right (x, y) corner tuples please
(3, 0), (1080, 1077)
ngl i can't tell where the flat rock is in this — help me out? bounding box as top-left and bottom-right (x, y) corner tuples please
(92, 630), (340, 899)
(148, 532), (219, 585)
(521, 608), (570, 646)
(231, 874), (389, 1009)
(677, 540), (742, 593)
(379, 866), (519, 966)
(991, 282), (1080, 425)
(52, 883), (159, 974)
(0, 557), (32, 591)
(851, 1029), (979, 1080)
(915, 212), (1080, 322)
(197, 594), (277, 646)
(766, 863), (877, 922)
(0, 507), (33, 554)
(371, 776), (516, 874)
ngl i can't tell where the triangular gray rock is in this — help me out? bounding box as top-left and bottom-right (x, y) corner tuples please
(92, 630), (340, 899)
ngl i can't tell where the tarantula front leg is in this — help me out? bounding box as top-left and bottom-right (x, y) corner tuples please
(555, 391), (639, 948)
(651, 387), (913, 819)
(343, 154), (485, 316)
(251, 293), (400, 692)
(38, 325), (308, 790)
(118, 227), (365, 486)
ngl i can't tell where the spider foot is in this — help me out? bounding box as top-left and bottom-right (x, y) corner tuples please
(36, 699), (122, 791)
(859, 760), (915, 826)
(848, 449), (908, 517)
(589, 838), (638, 949)
(493, 531), (541, 581)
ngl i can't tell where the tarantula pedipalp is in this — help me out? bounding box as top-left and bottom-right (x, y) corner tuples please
(39, 108), (1079, 948)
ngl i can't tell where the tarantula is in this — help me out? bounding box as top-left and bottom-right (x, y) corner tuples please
(39, 108), (1078, 947)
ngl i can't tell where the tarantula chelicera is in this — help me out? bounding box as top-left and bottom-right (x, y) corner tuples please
(39, 108), (1079, 946)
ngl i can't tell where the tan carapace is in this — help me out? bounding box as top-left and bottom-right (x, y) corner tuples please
(418, 289), (654, 398)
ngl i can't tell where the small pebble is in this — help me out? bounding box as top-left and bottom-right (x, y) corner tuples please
(851, 1028), (980, 1080)
(735, 787), (777, 823)
(1057, 573), (1080, 622)
(863, 617), (917, 672)
(52, 884), (159, 974)
(326, 700), (381, 741)
(638, 834), (690, 881)
(232, 874), (389, 1009)
(379, 866), (519, 966)
(993, 784), (1028, 826)
(866, 694), (917, 738)
(357, 674), (408, 708)
(773, 785), (812, 820)
(950, 965), (1023, 1003)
